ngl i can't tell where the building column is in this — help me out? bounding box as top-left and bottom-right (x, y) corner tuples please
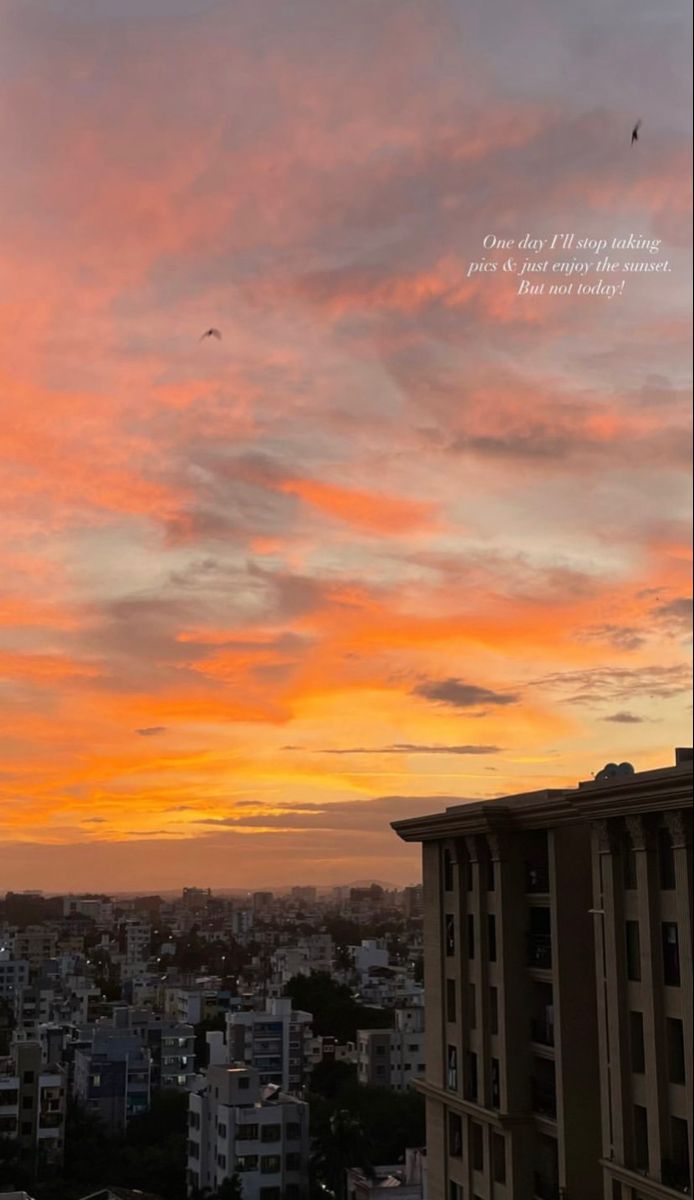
(592, 819), (629, 1165)
(627, 814), (667, 1179)
(665, 810), (693, 1139)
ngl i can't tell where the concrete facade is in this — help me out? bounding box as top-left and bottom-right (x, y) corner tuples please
(393, 750), (692, 1200)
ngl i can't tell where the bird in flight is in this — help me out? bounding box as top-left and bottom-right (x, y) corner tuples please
(200, 328), (222, 341)
(631, 120), (642, 145)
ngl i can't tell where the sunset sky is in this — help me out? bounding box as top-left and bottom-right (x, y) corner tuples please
(0, 0), (691, 892)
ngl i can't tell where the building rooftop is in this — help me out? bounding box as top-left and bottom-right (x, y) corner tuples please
(392, 749), (692, 841)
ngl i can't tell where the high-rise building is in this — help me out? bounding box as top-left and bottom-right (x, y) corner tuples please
(186, 1064), (309, 1199)
(393, 749), (692, 1200)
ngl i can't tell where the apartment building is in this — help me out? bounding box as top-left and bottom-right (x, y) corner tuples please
(0, 948), (30, 1005)
(186, 1064), (309, 1199)
(577, 752), (692, 1200)
(226, 998), (313, 1094)
(11, 928), (57, 973)
(393, 749), (692, 1200)
(73, 1030), (151, 1132)
(357, 1004), (426, 1090)
(0, 1040), (66, 1172)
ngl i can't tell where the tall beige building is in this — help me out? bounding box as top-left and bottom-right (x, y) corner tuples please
(393, 749), (692, 1200)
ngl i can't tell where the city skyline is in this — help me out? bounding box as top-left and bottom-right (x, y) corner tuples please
(1, 0), (692, 892)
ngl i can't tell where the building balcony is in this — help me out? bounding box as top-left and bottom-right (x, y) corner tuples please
(526, 935), (552, 970)
(533, 1172), (559, 1200)
(661, 1159), (691, 1193)
(530, 1018), (555, 1047)
(531, 1080), (557, 1119)
(526, 865), (550, 894)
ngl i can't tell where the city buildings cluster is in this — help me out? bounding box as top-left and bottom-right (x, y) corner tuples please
(0, 880), (425, 1198)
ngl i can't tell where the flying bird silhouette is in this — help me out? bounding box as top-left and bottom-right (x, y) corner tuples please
(200, 328), (222, 341)
(631, 120), (642, 145)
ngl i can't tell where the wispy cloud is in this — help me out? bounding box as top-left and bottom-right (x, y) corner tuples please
(413, 680), (518, 709)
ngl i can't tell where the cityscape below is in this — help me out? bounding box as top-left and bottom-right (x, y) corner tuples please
(0, 749), (690, 1200)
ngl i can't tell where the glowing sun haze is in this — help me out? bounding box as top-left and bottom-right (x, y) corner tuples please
(0, 0), (691, 891)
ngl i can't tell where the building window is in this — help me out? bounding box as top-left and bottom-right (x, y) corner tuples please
(633, 1106), (649, 1170)
(490, 986), (499, 1035)
(491, 1058), (500, 1108)
(444, 849), (455, 892)
(446, 978), (457, 1023)
(468, 983), (477, 1030)
(447, 1046), (458, 1091)
(487, 859), (496, 891)
(286, 1122), (302, 1140)
(449, 1183), (461, 1200)
(467, 915), (475, 960)
(527, 906), (552, 969)
(611, 1182), (621, 1200)
(629, 1012), (645, 1074)
(662, 923), (681, 986)
(626, 921), (641, 982)
(667, 1117), (691, 1191)
(448, 1111), (463, 1157)
(658, 828), (676, 890)
(261, 1155), (282, 1174)
(667, 1018), (686, 1084)
(445, 915), (456, 957)
(622, 832), (638, 889)
(260, 1190), (281, 1200)
(286, 1153), (303, 1171)
(237, 1155), (259, 1172)
(261, 1124), (282, 1142)
(488, 914), (497, 963)
(492, 1132), (506, 1183)
(465, 1052), (478, 1102)
(238, 1075), (250, 1089)
(465, 860), (474, 891)
(471, 1121), (484, 1172)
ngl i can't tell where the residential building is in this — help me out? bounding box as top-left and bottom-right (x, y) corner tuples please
(73, 1030), (151, 1133)
(0, 1040), (66, 1173)
(579, 750), (692, 1200)
(11, 928), (57, 973)
(0, 948), (30, 1005)
(226, 998), (313, 1094)
(357, 1004), (426, 1091)
(347, 1148), (427, 1200)
(393, 749), (692, 1200)
(186, 1064), (309, 1199)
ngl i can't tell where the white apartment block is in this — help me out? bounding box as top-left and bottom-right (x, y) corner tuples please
(226, 999), (313, 1094)
(357, 1005), (426, 1091)
(187, 1064), (309, 1200)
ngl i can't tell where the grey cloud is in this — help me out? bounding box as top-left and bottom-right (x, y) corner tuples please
(603, 712), (646, 724)
(191, 792), (466, 834)
(135, 726), (168, 736)
(413, 678), (518, 709)
(580, 624), (647, 652)
(535, 664), (692, 705)
(318, 743), (502, 755)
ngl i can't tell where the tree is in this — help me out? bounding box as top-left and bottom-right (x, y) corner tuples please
(286, 972), (393, 1043)
(214, 1174), (244, 1200)
(312, 1109), (372, 1200)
